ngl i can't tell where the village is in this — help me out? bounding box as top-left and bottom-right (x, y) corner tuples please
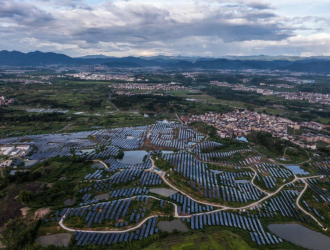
(183, 110), (329, 149)
(210, 81), (330, 105)
(109, 82), (187, 91)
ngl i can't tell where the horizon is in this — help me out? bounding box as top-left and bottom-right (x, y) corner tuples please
(1, 0), (330, 57)
(2, 49), (330, 59)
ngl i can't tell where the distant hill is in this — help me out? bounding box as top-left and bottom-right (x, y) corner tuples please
(0, 50), (76, 66)
(279, 60), (330, 74)
(103, 62), (141, 68)
(79, 55), (113, 59)
(1, 50), (330, 73)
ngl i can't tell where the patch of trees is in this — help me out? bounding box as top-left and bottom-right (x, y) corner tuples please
(153, 155), (173, 171)
(7, 171), (42, 184)
(248, 132), (284, 155)
(205, 86), (266, 106)
(0, 112), (67, 123)
(19, 190), (34, 202)
(112, 94), (184, 111)
(190, 122), (217, 137)
(31, 180), (76, 208)
(83, 99), (103, 110)
(26, 98), (71, 108)
(248, 132), (307, 159)
(1, 218), (42, 250)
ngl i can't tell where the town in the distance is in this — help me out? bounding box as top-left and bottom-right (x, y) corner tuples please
(0, 51), (330, 250)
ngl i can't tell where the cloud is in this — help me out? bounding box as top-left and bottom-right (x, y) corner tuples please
(0, 1), (54, 23)
(0, 0), (328, 56)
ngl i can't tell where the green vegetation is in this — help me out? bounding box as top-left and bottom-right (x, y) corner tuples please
(248, 132), (309, 163)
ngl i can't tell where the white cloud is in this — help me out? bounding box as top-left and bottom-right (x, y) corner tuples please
(0, 0), (329, 56)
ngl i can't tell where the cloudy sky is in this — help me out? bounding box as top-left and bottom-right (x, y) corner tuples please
(0, 0), (329, 57)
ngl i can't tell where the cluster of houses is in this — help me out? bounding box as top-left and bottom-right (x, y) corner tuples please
(301, 133), (330, 144)
(279, 92), (330, 106)
(183, 110), (327, 149)
(210, 81), (275, 96)
(67, 73), (135, 81)
(0, 78), (50, 84)
(0, 96), (14, 106)
(110, 82), (187, 91)
(210, 80), (330, 105)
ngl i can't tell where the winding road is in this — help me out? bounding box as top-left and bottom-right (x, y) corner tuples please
(58, 156), (326, 234)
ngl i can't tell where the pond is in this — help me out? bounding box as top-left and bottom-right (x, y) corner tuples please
(91, 163), (105, 169)
(285, 165), (310, 175)
(157, 219), (188, 233)
(268, 223), (330, 250)
(149, 188), (177, 197)
(236, 136), (248, 142)
(94, 193), (109, 200)
(36, 233), (72, 247)
(63, 198), (75, 206)
(79, 149), (95, 155)
(117, 150), (149, 164)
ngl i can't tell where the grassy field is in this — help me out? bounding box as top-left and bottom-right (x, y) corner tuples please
(144, 230), (257, 250)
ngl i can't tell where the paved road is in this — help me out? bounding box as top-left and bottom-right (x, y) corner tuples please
(54, 123), (74, 133)
(295, 179), (325, 229)
(59, 195), (179, 233)
(107, 92), (119, 112)
(175, 113), (183, 124)
(58, 157), (325, 234)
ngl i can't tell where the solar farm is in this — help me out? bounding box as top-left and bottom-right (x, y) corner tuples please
(1, 122), (329, 249)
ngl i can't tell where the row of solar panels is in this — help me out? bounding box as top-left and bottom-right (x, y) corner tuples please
(109, 186), (148, 199)
(86, 146), (120, 159)
(74, 216), (158, 246)
(193, 141), (222, 154)
(198, 149), (251, 161)
(140, 172), (162, 186)
(255, 164), (293, 179)
(169, 193), (213, 214)
(189, 211), (282, 245)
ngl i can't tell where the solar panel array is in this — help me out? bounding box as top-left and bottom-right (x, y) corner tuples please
(198, 149), (252, 161)
(73, 216), (158, 246)
(104, 156), (152, 170)
(315, 159), (330, 176)
(193, 141), (222, 154)
(169, 193), (214, 215)
(140, 172), (162, 186)
(255, 164), (293, 190)
(148, 124), (204, 149)
(188, 211), (282, 246)
(93, 126), (148, 149)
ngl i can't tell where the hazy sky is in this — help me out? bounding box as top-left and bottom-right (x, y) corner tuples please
(0, 0), (329, 57)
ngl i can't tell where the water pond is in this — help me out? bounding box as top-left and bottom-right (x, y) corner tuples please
(236, 136), (248, 142)
(91, 163), (105, 169)
(36, 234), (72, 247)
(63, 198), (75, 206)
(157, 219), (188, 233)
(268, 223), (330, 250)
(94, 193), (109, 200)
(149, 188), (177, 197)
(285, 165), (310, 175)
(117, 150), (149, 164)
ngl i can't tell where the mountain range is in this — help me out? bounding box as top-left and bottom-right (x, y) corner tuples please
(1, 50), (330, 73)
